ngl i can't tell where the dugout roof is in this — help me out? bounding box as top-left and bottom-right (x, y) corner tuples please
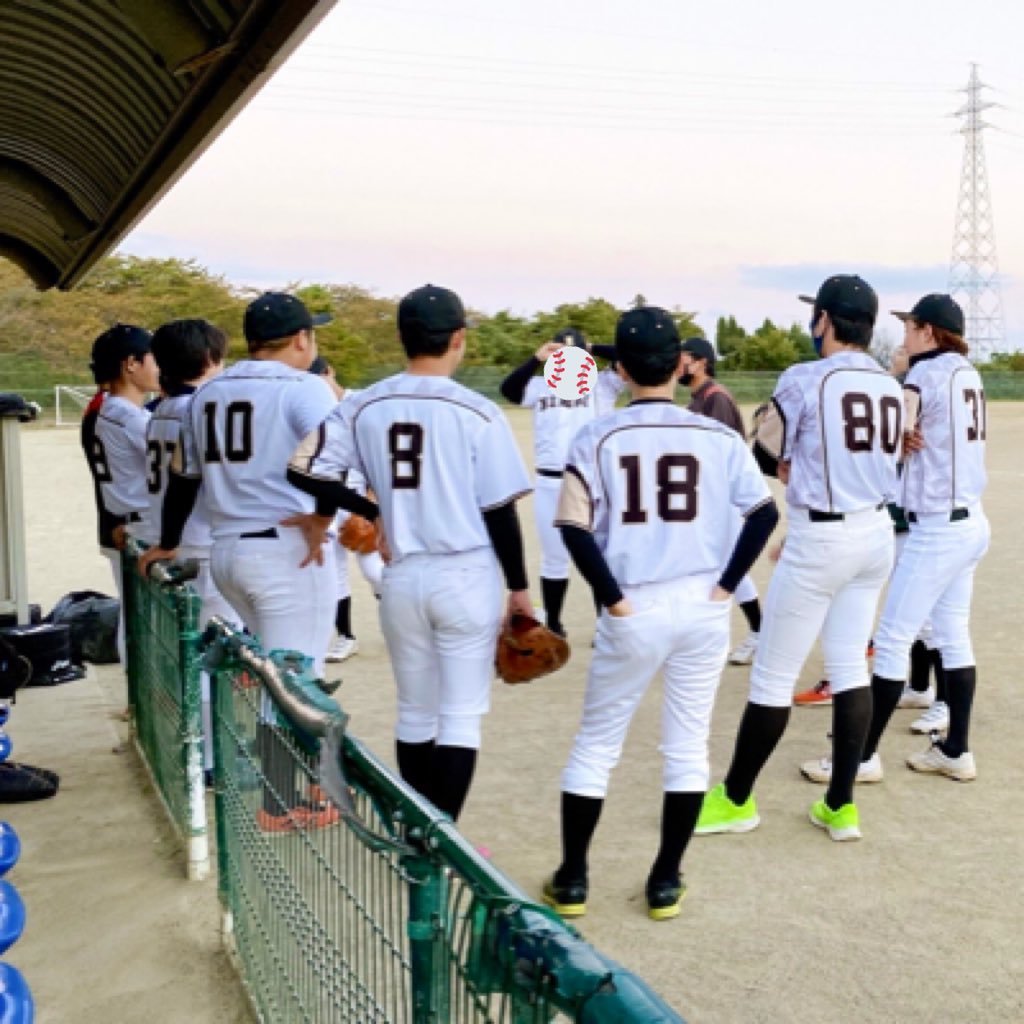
(0, 0), (335, 290)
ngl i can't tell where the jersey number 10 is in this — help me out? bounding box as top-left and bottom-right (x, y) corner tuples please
(202, 401), (254, 463)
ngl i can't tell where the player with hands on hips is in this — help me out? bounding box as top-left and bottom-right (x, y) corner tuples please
(543, 307), (778, 921)
(699, 275), (902, 843)
(500, 328), (623, 637)
(805, 294), (988, 783)
(678, 337), (763, 665)
(288, 284), (534, 823)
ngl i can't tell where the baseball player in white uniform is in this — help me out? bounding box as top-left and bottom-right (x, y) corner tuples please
(85, 324), (160, 664)
(543, 307), (778, 921)
(697, 275), (902, 842)
(140, 292), (374, 832)
(288, 284), (534, 822)
(801, 294), (989, 784)
(500, 329), (624, 636)
(145, 318), (241, 778)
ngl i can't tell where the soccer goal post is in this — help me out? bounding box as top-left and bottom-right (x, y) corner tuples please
(54, 386), (95, 427)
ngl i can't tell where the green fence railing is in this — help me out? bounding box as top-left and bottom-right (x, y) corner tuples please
(202, 619), (684, 1024)
(123, 543), (210, 881)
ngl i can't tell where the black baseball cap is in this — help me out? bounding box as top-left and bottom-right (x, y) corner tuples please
(90, 324), (152, 384)
(891, 293), (964, 336)
(398, 284), (467, 336)
(681, 336), (717, 372)
(799, 274), (878, 324)
(244, 292), (332, 345)
(614, 306), (681, 358)
(554, 327), (587, 348)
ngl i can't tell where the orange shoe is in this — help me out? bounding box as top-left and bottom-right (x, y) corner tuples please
(794, 680), (833, 706)
(296, 802), (341, 830)
(256, 808), (302, 833)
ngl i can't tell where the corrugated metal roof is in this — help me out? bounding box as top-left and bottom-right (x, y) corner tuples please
(0, 0), (335, 289)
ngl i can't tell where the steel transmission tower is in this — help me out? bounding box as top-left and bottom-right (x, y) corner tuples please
(949, 64), (1004, 361)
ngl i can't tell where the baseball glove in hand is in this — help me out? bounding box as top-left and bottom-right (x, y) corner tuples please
(495, 614), (570, 685)
(339, 515), (378, 555)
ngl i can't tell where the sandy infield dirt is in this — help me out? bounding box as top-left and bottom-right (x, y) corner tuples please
(6, 402), (1023, 1023)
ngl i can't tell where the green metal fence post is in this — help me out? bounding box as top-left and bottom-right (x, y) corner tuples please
(405, 849), (450, 1023)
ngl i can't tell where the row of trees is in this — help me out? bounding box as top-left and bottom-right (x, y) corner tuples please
(0, 256), (1019, 387)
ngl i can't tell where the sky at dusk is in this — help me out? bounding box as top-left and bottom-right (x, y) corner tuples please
(123, 0), (1024, 350)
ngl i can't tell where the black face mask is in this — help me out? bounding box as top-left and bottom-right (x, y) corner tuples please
(680, 370), (695, 387)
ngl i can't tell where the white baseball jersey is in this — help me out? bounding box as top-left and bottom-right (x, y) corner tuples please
(769, 350), (902, 513)
(92, 395), (152, 531)
(556, 401), (772, 587)
(521, 370), (624, 471)
(175, 360), (337, 539)
(146, 391), (213, 549)
(902, 350), (987, 516)
(303, 372), (532, 563)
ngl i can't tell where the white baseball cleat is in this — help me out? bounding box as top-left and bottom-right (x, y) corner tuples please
(906, 742), (976, 782)
(800, 752), (884, 784)
(326, 636), (359, 663)
(910, 700), (949, 734)
(898, 686), (934, 710)
(728, 632), (759, 665)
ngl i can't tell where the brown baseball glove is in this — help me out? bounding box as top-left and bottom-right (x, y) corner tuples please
(495, 614), (570, 685)
(338, 515), (378, 555)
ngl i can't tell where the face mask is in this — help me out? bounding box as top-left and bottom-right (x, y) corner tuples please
(680, 371), (695, 387)
(810, 315), (826, 356)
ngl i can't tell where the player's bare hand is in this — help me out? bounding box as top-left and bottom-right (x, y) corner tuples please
(709, 585), (731, 603)
(889, 346), (910, 377)
(280, 512), (333, 567)
(112, 525), (127, 551)
(374, 518), (392, 564)
(607, 598), (634, 617)
(534, 342), (562, 361)
(507, 590), (534, 623)
(769, 538), (785, 562)
(138, 546), (178, 578)
(777, 460), (791, 484)
(903, 427), (925, 454)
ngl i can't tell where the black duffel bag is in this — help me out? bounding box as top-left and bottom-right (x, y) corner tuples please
(45, 591), (120, 664)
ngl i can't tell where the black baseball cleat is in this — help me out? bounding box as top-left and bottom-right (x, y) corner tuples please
(542, 874), (587, 918)
(316, 677), (341, 696)
(646, 876), (686, 921)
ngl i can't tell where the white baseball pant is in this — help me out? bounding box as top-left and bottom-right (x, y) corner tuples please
(873, 508), (990, 679)
(534, 474), (571, 579)
(561, 574), (731, 797)
(750, 506), (893, 706)
(211, 527), (337, 677)
(101, 547), (126, 665)
(379, 547), (503, 750)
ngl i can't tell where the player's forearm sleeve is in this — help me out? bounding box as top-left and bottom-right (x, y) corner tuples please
(561, 525), (624, 608)
(499, 357), (541, 404)
(160, 472), (202, 549)
(717, 500), (780, 594)
(482, 501), (529, 591)
(285, 469), (380, 521)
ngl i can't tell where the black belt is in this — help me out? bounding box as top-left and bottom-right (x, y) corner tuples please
(808, 502), (884, 523)
(126, 511), (142, 524)
(239, 527), (278, 539)
(537, 469), (564, 479)
(908, 509), (969, 524)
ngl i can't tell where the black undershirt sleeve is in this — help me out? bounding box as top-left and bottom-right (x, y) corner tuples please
(560, 525), (624, 608)
(499, 357), (541, 404)
(717, 500), (780, 594)
(482, 501), (528, 591)
(160, 472), (202, 550)
(285, 469), (381, 521)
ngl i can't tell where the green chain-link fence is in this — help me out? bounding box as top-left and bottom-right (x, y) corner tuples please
(201, 619), (684, 1024)
(123, 542), (211, 880)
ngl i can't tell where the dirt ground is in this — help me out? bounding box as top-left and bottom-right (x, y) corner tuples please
(9, 403), (1024, 1023)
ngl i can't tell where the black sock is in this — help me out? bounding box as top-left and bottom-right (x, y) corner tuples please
(396, 739), (436, 803)
(432, 745), (478, 822)
(259, 724), (296, 814)
(909, 640), (931, 692)
(556, 792), (604, 885)
(862, 674), (905, 760)
(334, 596), (352, 638)
(933, 651), (948, 704)
(739, 599), (762, 634)
(648, 791), (704, 887)
(941, 666), (976, 758)
(723, 702), (791, 805)
(540, 577), (569, 634)
(825, 687), (872, 809)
